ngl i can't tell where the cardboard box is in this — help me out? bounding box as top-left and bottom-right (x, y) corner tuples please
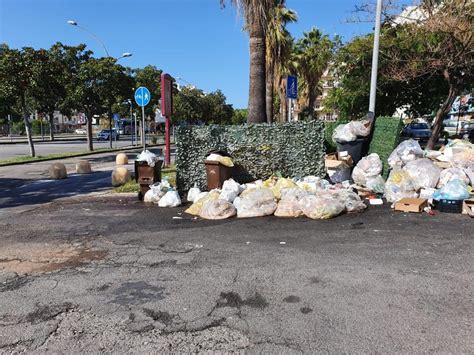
(394, 198), (428, 213)
(462, 199), (474, 217)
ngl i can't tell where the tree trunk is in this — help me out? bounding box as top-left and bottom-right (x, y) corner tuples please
(427, 83), (458, 149)
(109, 114), (113, 149)
(86, 112), (93, 152)
(307, 84), (317, 120)
(279, 88), (287, 123)
(49, 111), (55, 141)
(21, 96), (35, 157)
(266, 62), (275, 124)
(247, 25), (267, 124)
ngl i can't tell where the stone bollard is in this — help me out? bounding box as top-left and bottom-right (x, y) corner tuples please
(48, 163), (67, 179)
(116, 153), (128, 165)
(76, 160), (92, 174)
(112, 167), (130, 186)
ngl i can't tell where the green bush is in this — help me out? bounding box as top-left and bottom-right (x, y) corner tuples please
(368, 116), (403, 177)
(176, 121), (325, 193)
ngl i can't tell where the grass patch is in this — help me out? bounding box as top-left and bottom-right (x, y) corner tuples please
(0, 148), (118, 166)
(113, 165), (177, 193)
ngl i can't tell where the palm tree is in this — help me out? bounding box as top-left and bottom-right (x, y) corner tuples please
(220, 0), (274, 123)
(292, 28), (338, 118)
(265, 1), (297, 123)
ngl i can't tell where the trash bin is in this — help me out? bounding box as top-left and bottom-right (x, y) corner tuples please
(336, 138), (367, 166)
(134, 160), (162, 200)
(205, 160), (233, 190)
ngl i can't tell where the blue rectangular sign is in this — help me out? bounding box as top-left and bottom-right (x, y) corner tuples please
(286, 75), (298, 99)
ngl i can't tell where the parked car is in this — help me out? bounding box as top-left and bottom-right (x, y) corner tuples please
(461, 123), (474, 142)
(75, 128), (87, 135)
(442, 120), (465, 137)
(403, 122), (432, 141)
(96, 129), (119, 141)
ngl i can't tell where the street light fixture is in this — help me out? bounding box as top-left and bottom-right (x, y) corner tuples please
(117, 52), (133, 60)
(67, 19), (110, 57)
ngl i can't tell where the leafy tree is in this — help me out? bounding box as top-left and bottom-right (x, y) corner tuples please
(265, 1), (297, 123)
(292, 28), (339, 117)
(231, 108), (248, 124)
(220, 0), (275, 123)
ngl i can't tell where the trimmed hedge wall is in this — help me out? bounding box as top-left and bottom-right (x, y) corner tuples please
(176, 121), (325, 192)
(368, 116), (403, 177)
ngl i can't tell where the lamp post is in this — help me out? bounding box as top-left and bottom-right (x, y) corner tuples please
(368, 0), (383, 118)
(67, 20), (132, 148)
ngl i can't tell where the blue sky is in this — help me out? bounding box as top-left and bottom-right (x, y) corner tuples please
(1, 0), (392, 108)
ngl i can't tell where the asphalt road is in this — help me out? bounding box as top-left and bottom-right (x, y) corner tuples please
(0, 195), (472, 353)
(0, 138), (138, 160)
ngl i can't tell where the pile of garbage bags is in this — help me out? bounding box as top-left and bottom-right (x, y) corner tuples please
(350, 138), (474, 204)
(144, 180), (182, 207)
(185, 177), (367, 220)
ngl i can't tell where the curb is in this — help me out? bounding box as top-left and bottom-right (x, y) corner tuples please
(0, 144), (165, 167)
(0, 137), (88, 145)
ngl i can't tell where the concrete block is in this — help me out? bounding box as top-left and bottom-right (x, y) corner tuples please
(112, 167), (130, 186)
(116, 153), (128, 165)
(48, 163), (67, 179)
(76, 160), (92, 174)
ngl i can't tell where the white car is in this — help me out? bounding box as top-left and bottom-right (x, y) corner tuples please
(75, 128), (87, 135)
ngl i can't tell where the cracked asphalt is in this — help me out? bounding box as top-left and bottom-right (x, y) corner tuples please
(0, 194), (472, 353)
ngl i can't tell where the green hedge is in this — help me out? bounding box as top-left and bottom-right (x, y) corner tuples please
(368, 116), (403, 177)
(176, 121), (325, 193)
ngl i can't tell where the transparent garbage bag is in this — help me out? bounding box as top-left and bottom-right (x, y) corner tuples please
(352, 153), (383, 186)
(433, 179), (470, 200)
(403, 158), (441, 190)
(158, 190), (181, 207)
(144, 181), (171, 204)
(187, 186), (201, 202)
(365, 175), (386, 194)
(237, 188), (277, 218)
(437, 168), (470, 188)
(136, 150), (159, 167)
(185, 190), (220, 216)
(332, 120), (370, 143)
(271, 178), (297, 200)
(331, 189), (367, 213)
(274, 188), (308, 217)
(219, 178), (242, 203)
(388, 139), (423, 168)
(199, 199), (237, 220)
(299, 195), (345, 219)
(384, 169), (418, 203)
(464, 164), (474, 186)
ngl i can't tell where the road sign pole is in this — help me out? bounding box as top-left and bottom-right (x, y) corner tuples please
(165, 117), (170, 166)
(134, 112), (138, 146)
(142, 105), (146, 151)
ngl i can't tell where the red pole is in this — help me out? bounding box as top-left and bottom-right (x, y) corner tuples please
(165, 116), (170, 166)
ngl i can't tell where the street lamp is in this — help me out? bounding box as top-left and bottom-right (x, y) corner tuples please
(117, 52), (132, 60)
(67, 19), (110, 57)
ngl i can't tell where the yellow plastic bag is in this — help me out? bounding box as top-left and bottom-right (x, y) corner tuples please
(271, 178), (297, 199)
(218, 156), (234, 167)
(185, 190), (220, 216)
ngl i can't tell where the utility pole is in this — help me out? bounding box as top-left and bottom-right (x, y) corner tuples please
(368, 0), (383, 117)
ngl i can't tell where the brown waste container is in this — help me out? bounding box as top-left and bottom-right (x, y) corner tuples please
(134, 160), (163, 200)
(205, 160), (233, 190)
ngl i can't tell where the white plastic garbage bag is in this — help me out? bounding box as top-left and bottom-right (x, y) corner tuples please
(388, 139), (423, 168)
(158, 190), (182, 207)
(219, 178), (242, 203)
(433, 179), (470, 200)
(187, 186), (201, 202)
(199, 199), (236, 220)
(437, 167), (470, 188)
(144, 181), (170, 204)
(299, 195), (345, 219)
(464, 165), (474, 186)
(352, 153), (383, 187)
(332, 120), (370, 143)
(384, 169), (418, 203)
(237, 188), (277, 218)
(403, 158), (441, 190)
(365, 175), (386, 194)
(136, 150), (159, 167)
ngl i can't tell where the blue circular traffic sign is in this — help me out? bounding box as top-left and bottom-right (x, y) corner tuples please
(134, 86), (151, 107)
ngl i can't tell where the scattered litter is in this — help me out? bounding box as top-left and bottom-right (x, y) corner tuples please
(369, 198), (383, 205)
(246, 241), (251, 245)
(172, 216), (183, 220)
(279, 242), (286, 245)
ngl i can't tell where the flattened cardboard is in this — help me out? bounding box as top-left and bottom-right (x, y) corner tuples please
(394, 198), (428, 213)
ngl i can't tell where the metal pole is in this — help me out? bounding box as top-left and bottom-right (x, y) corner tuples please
(288, 99), (291, 122)
(142, 105), (146, 151)
(130, 101), (134, 146)
(368, 0), (383, 114)
(134, 112), (138, 146)
(8, 115), (12, 142)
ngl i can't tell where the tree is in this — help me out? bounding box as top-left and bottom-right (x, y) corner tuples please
(0, 46), (49, 157)
(265, 1), (297, 123)
(323, 32), (447, 120)
(292, 28), (339, 118)
(384, 0), (473, 148)
(220, 0), (275, 123)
